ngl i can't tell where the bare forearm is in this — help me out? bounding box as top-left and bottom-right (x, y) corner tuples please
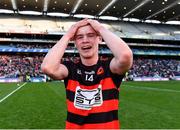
(42, 35), (70, 70)
(87, 19), (133, 74)
(99, 27), (132, 59)
(41, 19), (89, 79)
(99, 26), (133, 74)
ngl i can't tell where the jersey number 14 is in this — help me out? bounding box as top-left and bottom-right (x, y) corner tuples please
(85, 75), (94, 81)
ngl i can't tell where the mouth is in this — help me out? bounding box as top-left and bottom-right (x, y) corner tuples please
(81, 45), (92, 51)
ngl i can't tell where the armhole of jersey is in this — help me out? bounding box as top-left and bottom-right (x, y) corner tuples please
(107, 58), (125, 88)
(62, 61), (72, 87)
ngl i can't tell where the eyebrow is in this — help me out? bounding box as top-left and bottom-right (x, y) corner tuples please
(75, 33), (97, 37)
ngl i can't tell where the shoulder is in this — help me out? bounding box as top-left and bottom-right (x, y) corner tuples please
(62, 58), (82, 80)
(62, 58), (80, 68)
(98, 57), (112, 69)
(99, 57), (124, 88)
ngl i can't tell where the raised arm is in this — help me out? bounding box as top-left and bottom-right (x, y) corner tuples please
(87, 19), (133, 75)
(41, 19), (89, 80)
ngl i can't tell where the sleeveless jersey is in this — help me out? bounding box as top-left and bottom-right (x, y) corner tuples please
(63, 59), (124, 129)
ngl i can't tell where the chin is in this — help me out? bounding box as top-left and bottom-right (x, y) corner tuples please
(82, 55), (93, 59)
(81, 53), (94, 59)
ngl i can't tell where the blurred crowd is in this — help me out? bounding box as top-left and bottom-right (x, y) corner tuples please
(10, 43), (54, 49)
(128, 58), (180, 79)
(0, 55), (179, 81)
(9, 43), (77, 50)
(0, 55), (44, 79)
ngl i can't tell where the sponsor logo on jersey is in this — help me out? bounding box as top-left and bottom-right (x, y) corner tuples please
(97, 66), (104, 75)
(77, 69), (82, 75)
(85, 71), (95, 74)
(74, 85), (103, 110)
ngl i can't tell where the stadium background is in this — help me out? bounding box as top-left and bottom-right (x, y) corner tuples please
(0, 0), (180, 129)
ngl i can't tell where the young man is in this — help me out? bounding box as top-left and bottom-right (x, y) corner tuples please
(41, 19), (133, 129)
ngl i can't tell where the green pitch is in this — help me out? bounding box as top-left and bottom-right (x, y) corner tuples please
(0, 81), (180, 129)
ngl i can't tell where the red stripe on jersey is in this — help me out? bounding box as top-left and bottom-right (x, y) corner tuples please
(65, 120), (120, 129)
(67, 99), (119, 116)
(100, 77), (118, 90)
(66, 78), (117, 92)
(67, 79), (78, 90)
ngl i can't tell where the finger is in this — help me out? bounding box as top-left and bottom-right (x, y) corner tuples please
(77, 18), (88, 25)
(73, 20), (88, 28)
(70, 23), (87, 39)
(70, 19), (89, 40)
(87, 19), (97, 28)
(83, 18), (89, 21)
(79, 19), (89, 25)
(87, 19), (96, 23)
(74, 21), (89, 30)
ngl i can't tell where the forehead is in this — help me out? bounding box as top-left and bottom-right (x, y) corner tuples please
(75, 25), (97, 35)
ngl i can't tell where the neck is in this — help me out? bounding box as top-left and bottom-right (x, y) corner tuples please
(81, 55), (99, 66)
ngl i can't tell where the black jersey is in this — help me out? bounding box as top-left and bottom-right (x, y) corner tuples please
(63, 58), (124, 129)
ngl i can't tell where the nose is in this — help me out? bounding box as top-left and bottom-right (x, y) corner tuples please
(82, 35), (89, 43)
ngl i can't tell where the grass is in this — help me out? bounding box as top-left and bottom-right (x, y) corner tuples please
(120, 81), (180, 129)
(0, 81), (180, 129)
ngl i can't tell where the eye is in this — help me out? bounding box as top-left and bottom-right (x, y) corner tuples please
(87, 33), (96, 37)
(76, 35), (83, 40)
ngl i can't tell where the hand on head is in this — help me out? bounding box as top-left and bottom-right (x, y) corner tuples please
(66, 19), (89, 41)
(86, 19), (103, 35)
(66, 19), (103, 41)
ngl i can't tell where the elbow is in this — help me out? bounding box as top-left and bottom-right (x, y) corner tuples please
(127, 49), (133, 66)
(112, 49), (133, 75)
(41, 63), (53, 75)
(41, 64), (46, 74)
(41, 64), (57, 80)
(118, 49), (133, 69)
(123, 49), (133, 69)
(41, 63), (48, 74)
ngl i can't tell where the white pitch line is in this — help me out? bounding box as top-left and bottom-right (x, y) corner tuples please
(0, 82), (27, 103)
(123, 84), (180, 93)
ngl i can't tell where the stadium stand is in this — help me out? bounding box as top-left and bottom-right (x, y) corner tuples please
(0, 54), (44, 79)
(0, 16), (180, 82)
(129, 58), (180, 79)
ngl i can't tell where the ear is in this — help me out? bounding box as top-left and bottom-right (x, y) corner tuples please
(98, 36), (102, 42)
(74, 42), (77, 47)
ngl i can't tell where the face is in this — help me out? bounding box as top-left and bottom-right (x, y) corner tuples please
(74, 25), (102, 59)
